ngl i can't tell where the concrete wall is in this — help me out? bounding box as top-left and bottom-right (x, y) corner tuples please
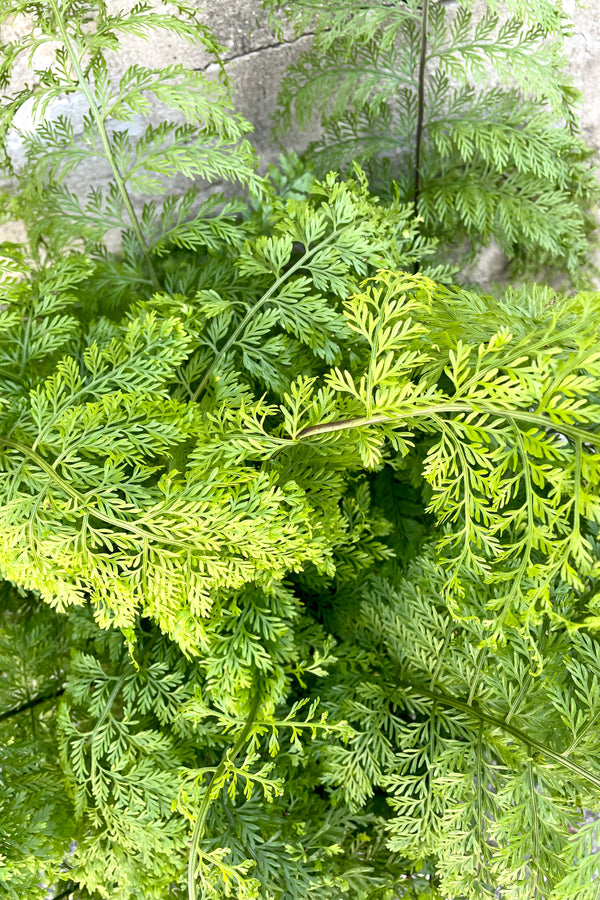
(206, 0), (600, 173)
(566, 0), (600, 283)
(566, 0), (600, 160)
(1, 0), (599, 280)
(181, 0), (600, 172)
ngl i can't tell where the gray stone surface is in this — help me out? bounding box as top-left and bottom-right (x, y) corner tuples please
(569, 0), (600, 158)
(1, 0), (599, 282)
(105, 0), (319, 164)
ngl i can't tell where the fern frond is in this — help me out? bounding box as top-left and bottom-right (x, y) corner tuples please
(1, 0), (260, 286)
(273, 0), (598, 275)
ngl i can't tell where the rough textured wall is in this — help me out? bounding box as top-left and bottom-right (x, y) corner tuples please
(178, 0), (600, 173)
(190, 1), (320, 164)
(566, 0), (600, 158)
(567, 0), (600, 280)
(1, 0), (599, 278)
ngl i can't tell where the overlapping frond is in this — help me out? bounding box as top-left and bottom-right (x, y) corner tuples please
(315, 553), (600, 898)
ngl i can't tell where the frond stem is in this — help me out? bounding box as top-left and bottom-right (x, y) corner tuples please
(0, 437), (192, 549)
(190, 228), (344, 403)
(492, 420), (535, 633)
(47, 0), (160, 292)
(89, 675), (127, 747)
(187, 689), (262, 900)
(573, 436), (582, 538)
(413, 0), (429, 216)
(292, 404), (600, 447)
(0, 686), (66, 723)
(397, 679), (600, 791)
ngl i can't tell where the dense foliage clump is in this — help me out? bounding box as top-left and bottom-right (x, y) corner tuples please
(1, 1), (600, 899)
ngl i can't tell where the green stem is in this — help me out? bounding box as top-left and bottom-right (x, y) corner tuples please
(493, 420), (534, 628)
(293, 403), (600, 447)
(0, 437), (191, 549)
(190, 230), (343, 403)
(296, 414), (391, 439)
(398, 680), (600, 791)
(187, 690), (262, 900)
(89, 675), (126, 746)
(413, 0), (429, 216)
(89, 674), (126, 795)
(0, 686), (65, 723)
(47, 0), (160, 292)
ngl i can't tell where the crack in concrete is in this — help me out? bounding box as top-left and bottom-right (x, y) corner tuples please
(194, 31), (316, 72)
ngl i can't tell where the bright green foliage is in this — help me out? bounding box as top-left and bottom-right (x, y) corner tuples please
(0, 173), (442, 655)
(217, 270), (600, 632)
(1, 2), (600, 900)
(266, 0), (598, 276)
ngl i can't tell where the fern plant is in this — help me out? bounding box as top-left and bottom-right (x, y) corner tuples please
(0, 0), (260, 292)
(1, 2), (600, 899)
(266, 0), (599, 277)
